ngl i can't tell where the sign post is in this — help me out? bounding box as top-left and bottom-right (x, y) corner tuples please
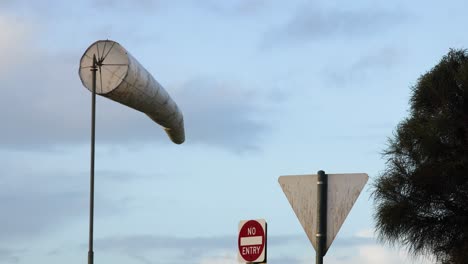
(316, 170), (327, 264)
(279, 171), (368, 263)
(238, 219), (267, 263)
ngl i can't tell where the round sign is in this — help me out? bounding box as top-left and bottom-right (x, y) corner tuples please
(238, 220), (266, 262)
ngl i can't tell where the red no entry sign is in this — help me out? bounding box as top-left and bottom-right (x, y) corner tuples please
(238, 219), (267, 263)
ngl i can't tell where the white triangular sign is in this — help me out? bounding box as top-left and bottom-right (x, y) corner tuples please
(278, 173), (368, 254)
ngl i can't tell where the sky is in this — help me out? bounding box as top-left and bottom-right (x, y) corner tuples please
(1, 0), (467, 263)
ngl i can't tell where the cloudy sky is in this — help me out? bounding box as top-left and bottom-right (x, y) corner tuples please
(1, 0), (466, 263)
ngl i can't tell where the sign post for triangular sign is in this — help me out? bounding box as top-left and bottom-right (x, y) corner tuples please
(278, 171), (368, 261)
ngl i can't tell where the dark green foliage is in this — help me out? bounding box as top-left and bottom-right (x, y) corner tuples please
(373, 49), (468, 263)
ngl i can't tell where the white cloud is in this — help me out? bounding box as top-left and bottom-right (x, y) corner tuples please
(355, 228), (374, 239)
(198, 252), (239, 264)
(0, 13), (35, 73)
(322, 245), (433, 264)
(355, 245), (433, 264)
(325, 242), (433, 264)
(320, 229), (434, 264)
(358, 245), (409, 264)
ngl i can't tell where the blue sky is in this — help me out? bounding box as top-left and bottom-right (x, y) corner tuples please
(1, 0), (467, 263)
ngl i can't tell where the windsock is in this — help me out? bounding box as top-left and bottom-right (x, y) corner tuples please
(79, 40), (185, 144)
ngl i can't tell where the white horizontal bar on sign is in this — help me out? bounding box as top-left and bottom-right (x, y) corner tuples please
(240, 236), (263, 246)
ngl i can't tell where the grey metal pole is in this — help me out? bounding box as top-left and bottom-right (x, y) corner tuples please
(88, 55), (97, 264)
(316, 170), (327, 264)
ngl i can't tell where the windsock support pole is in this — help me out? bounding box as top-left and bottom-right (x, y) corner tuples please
(88, 55), (97, 264)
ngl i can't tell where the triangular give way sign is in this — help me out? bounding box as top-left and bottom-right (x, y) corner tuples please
(278, 173), (368, 254)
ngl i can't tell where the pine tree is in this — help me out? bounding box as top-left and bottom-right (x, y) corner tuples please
(373, 49), (468, 263)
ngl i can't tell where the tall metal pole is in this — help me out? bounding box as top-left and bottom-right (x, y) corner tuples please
(88, 55), (97, 264)
(316, 170), (327, 264)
